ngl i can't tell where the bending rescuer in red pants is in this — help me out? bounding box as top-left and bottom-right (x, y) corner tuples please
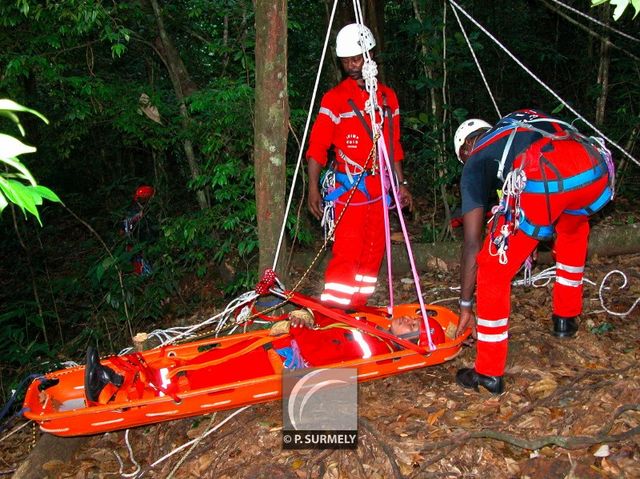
(452, 110), (614, 394)
(306, 23), (413, 309)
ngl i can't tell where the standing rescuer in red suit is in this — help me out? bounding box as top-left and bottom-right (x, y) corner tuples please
(452, 110), (614, 394)
(306, 23), (413, 309)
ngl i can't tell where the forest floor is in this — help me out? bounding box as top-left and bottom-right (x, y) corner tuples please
(3, 241), (640, 478)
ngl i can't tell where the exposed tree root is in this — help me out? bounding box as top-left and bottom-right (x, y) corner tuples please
(417, 404), (640, 459)
(361, 417), (404, 479)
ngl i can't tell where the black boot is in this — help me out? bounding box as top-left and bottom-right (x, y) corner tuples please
(456, 368), (504, 394)
(84, 346), (124, 402)
(552, 314), (578, 338)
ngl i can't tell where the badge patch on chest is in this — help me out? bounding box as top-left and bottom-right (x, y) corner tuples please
(346, 133), (359, 149)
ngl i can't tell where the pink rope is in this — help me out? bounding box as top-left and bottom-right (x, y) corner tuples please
(375, 127), (435, 351)
(376, 137), (395, 316)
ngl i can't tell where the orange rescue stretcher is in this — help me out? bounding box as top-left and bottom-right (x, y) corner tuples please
(23, 292), (468, 437)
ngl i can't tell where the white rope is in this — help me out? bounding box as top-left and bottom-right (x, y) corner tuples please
(547, 0), (640, 43)
(0, 419), (31, 442)
(438, 264), (638, 320)
(117, 290), (270, 355)
(166, 414), (217, 479)
(596, 269), (640, 317)
(449, 2), (501, 118)
(448, 0), (639, 168)
(113, 429), (141, 478)
(542, 0), (640, 62)
(271, 0), (339, 272)
(512, 265), (640, 318)
(144, 407), (250, 473)
(352, 0), (381, 128)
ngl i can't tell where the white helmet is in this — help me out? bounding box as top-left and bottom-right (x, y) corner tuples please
(336, 23), (376, 58)
(454, 119), (492, 162)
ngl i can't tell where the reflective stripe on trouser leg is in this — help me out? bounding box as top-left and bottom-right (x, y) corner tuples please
(475, 224), (539, 377)
(320, 282), (357, 306)
(322, 176), (385, 308)
(354, 273), (377, 299)
(552, 214), (589, 317)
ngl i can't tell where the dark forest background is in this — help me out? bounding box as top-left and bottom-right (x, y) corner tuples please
(0, 0), (638, 395)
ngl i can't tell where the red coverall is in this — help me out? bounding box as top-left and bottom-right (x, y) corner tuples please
(289, 314), (445, 366)
(474, 135), (612, 376)
(306, 77), (404, 308)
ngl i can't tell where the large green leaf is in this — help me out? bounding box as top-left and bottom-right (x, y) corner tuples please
(0, 99), (49, 124)
(31, 185), (62, 204)
(0, 155), (37, 185)
(0, 134), (37, 158)
(5, 179), (42, 222)
(0, 111), (26, 136)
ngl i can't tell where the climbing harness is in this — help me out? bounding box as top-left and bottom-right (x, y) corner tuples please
(476, 112), (616, 266)
(319, 94), (397, 242)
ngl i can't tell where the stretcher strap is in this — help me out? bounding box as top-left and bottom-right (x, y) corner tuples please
(289, 292), (429, 355)
(167, 336), (275, 379)
(111, 353), (181, 402)
(314, 323), (396, 355)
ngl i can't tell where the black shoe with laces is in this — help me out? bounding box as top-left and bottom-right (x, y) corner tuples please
(552, 314), (578, 338)
(456, 368), (504, 394)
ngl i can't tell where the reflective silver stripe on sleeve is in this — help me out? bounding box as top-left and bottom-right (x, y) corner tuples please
(319, 107), (340, 124)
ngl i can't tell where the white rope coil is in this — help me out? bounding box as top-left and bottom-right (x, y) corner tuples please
(597, 269), (640, 317)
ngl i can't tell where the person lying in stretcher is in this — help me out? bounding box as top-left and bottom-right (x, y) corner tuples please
(84, 309), (447, 405)
(270, 308), (446, 369)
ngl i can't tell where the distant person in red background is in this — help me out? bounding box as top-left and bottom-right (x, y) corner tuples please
(453, 110), (614, 394)
(306, 23), (413, 309)
(122, 185), (156, 276)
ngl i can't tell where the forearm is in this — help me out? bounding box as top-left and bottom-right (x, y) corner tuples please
(459, 208), (485, 304)
(393, 160), (405, 183)
(459, 241), (479, 302)
(307, 159), (322, 190)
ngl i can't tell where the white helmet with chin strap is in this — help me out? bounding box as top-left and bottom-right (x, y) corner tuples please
(454, 119), (492, 162)
(336, 23), (376, 58)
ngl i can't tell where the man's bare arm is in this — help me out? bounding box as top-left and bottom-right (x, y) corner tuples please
(456, 207), (485, 337)
(307, 159), (324, 220)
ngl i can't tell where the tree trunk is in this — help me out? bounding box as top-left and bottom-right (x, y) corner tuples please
(148, 0), (209, 210)
(254, 0), (289, 278)
(412, 0), (453, 238)
(595, 5), (611, 127)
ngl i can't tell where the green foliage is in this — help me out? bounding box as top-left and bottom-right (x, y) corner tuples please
(0, 303), (54, 367)
(421, 223), (440, 243)
(0, 100), (61, 224)
(590, 322), (614, 334)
